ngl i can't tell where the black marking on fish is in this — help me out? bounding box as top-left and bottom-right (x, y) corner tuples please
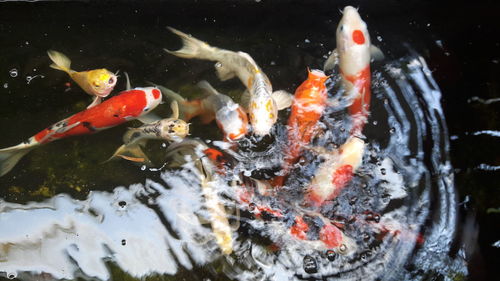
(113, 114), (119, 118)
(82, 122), (97, 132)
(141, 123), (161, 137)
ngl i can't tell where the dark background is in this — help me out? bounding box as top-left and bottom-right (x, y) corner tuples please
(0, 0), (499, 280)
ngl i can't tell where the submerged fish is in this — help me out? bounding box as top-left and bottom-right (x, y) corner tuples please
(47, 50), (118, 108)
(305, 136), (365, 206)
(165, 139), (235, 255)
(324, 6), (382, 135)
(273, 69), (329, 186)
(0, 87), (162, 177)
(165, 27), (292, 136)
(108, 101), (190, 164)
(159, 81), (249, 141)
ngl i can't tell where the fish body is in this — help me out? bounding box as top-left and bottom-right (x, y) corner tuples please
(305, 136), (365, 206)
(165, 139), (234, 254)
(159, 81), (248, 141)
(274, 69), (329, 186)
(324, 6), (379, 135)
(108, 101), (190, 164)
(47, 50), (118, 108)
(165, 27), (291, 136)
(0, 87), (162, 176)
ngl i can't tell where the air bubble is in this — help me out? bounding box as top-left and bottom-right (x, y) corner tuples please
(9, 68), (18, 77)
(380, 168), (386, 175)
(303, 255), (318, 273)
(140, 165), (146, 171)
(3, 83), (8, 88)
(389, 127), (396, 134)
(304, 39), (310, 43)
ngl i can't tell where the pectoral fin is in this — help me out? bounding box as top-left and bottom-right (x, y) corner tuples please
(124, 72), (132, 90)
(240, 90), (251, 110)
(105, 143), (152, 165)
(323, 49), (339, 72)
(214, 62), (236, 81)
(87, 96), (101, 109)
(272, 90), (293, 110)
(370, 45), (385, 61)
(137, 113), (161, 124)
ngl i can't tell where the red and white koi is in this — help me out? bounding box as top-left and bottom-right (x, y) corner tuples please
(159, 81), (249, 142)
(165, 27), (292, 136)
(324, 6), (382, 135)
(0, 87), (162, 177)
(305, 136), (365, 207)
(273, 69), (329, 186)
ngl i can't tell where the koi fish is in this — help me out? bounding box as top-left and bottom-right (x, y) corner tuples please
(165, 27), (292, 136)
(159, 81), (249, 142)
(305, 136), (365, 206)
(324, 6), (383, 135)
(273, 69), (329, 186)
(47, 50), (118, 108)
(165, 139), (235, 255)
(107, 101), (190, 164)
(0, 87), (162, 177)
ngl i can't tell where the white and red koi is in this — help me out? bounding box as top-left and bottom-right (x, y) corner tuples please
(159, 81), (249, 142)
(305, 136), (365, 207)
(0, 87), (162, 177)
(165, 27), (292, 136)
(273, 69), (329, 187)
(324, 6), (382, 135)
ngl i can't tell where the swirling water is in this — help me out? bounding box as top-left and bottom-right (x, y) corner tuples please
(0, 50), (467, 280)
(0, 1), (477, 280)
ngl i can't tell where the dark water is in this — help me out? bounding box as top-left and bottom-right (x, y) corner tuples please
(0, 1), (498, 280)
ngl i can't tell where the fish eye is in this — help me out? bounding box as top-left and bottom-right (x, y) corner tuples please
(340, 25), (344, 31)
(108, 77), (114, 84)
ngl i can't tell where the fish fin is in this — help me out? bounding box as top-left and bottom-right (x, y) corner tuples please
(105, 143), (152, 165)
(370, 45), (385, 61)
(165, 27), (213, 59)
(87, 96), (101, 109)
(0, 143), (36, 177)
(170, 100), (180, 119)
(156, 84), (186, 103)
(272, 90), (293, 110)
(122, 127), (144, 144)
(240, 90), (251, 110)
(137, 113), (161, 124)
(197, 80), (220, 96)
(124, 71), (132, 90)
(323, 49), (339, 72)
(47, 50), (72, 73)
(214, 62), (236, 81)
(199, 112), (215, 124)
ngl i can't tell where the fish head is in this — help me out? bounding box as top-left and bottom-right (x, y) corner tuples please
(216, 104), (249, 141)
(248, 94), (278, 136)
(88, 69), (118, 97)
(160, 118), (190, 142)
(141, 87), (163, 114)
(336, 6), (371, 75)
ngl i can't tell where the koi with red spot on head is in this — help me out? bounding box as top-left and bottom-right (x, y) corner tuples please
(0, 87), (162, 177)
(324, 6), (382, 135)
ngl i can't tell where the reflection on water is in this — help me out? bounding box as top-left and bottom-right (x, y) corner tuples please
(0, 52), (467, 280)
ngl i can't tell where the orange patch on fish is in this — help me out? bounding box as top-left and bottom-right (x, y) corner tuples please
(352, 30), (365, 45)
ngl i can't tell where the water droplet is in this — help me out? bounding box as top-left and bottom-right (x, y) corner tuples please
(121, 239), (127, 246)
(380, 168), (386, 175)
(389, 127), (396, 134)
(363, 232), (370, 241)
(3, 83), (8, 88)
(377, 35), (383, 42)
(304, 38), (310, 43)
(303, 255), (318, 273)
(339, 244), (347, 253)
(140, 165), (146, 171)
(270, 61), (276, 66)
(326, 250), (336, 261)
(25, 41), (29, 45)
(373, 214), (380, 223)
(383, 98), (389, 105)
(161, 143), (167, 148)
(9, 68), (18, 78)
(372, 120), (378, 125)
(118, 201), (127, 207)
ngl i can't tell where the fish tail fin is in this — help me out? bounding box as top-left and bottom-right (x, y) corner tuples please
(47, 50), (73, 73)
(0, 143), (36, 177)
(165, 27), (215, 60)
